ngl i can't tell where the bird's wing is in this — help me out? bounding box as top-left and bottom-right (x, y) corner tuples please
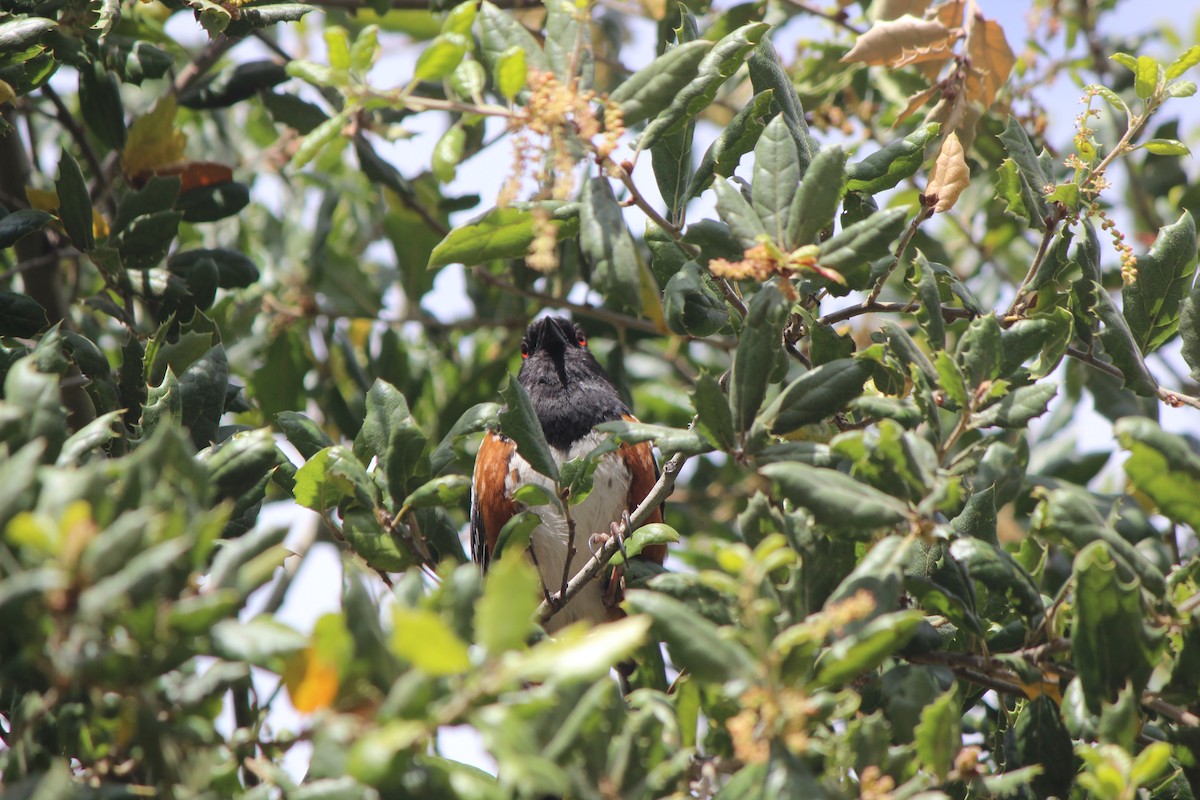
(470, 431), (518, 571)
(618, 415), (666, 565)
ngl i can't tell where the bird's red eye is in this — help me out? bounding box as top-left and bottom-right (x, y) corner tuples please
(576, 333), (587, 347)
(520, 342), (529, 359)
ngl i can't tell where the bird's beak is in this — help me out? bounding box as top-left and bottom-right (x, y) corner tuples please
(543, 320), (570, 355)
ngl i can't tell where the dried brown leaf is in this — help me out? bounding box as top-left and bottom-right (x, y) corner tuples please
(925, 131), (969, 212)
(872, 0), (932, 22)
(966, 16), (1015, 107)
(841, 15), (957, 68)
(930, 0), (964, 27)
(894, 84), (942, 126)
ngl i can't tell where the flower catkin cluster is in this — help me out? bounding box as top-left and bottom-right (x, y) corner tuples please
(498, 70), (626, 273)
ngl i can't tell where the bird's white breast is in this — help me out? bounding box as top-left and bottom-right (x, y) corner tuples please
(506, 431), (631, 631)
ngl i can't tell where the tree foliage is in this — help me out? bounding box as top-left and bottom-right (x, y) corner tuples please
(2, 0), (1200, 798)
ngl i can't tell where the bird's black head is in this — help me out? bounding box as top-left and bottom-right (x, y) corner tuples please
(517, 316), (628, 450)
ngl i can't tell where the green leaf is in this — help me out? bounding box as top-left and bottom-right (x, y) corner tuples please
(1165, 45), (1200, 80)
(351, 24), (381, 71)
(1122, 211), (1197, 354)
(0, 291), (49, 337)
(118, 210), (182, 271)
(0, 208), (53, 248)
(168, 248), (259, 289)
(355, 380), (428, 503)
(55, 148), (94, 252)
(914, 688), (959, 780)
(814, 611), (923, 686)
(1092, 281), (1158, 395)
(652, 119), (695, 225)
(1116, 417), (1200, 531)
(1134, 54), (1160, 99)
(788, 145), (847, 248)
(757, 358), (870, 435)
(731, 284), (787, 432)
(414, 32), (470, 81)
(637, 23), (769, 151)
(212, 616), (307, 668)
(998, 117), (1050, 228)
(948, 538), (1043, 619)
(499, 376), (559, 481)
(475, 552), (539, 654)
(494, 46), (527, 100)
(595, 419), (714, 458)
(442, 2), (476, 35)
(612, 42), (714, 126)
(1000, 308), (1073, 378)
(478, 1), (547, 84)
(291, 111), (349, 170)
(692, 373), (735, 451)
(401, 474), (470, 511)
(391, 608), (471, 675)
(1013, 696), (1075, 798)
(747, 38), (817, 174)
(205, 428), (281, 500)
(1180, 278), (1200, 380)
(1142, 138), (1190, 156)
(429, 402), (500, 475)
(688, 89), (774, 199)
(427, 204), (579, 268)
(752, 115), (801, 245)
(844, 123), (938, 194)
(817, 207), (907, 286)
(663, 260), (730, 337)
(1032, 487), (1166, 597)
(611, 523), (680, 563)
(78, 58), (126, 150)
(0, 17), (57, 50)
(178, 60), (289, 109)
(293, 445), (375, 510)
(505, 615), (650, 684)
(761, 463), (909, 532)
(712, 177), (767, 249)
(1071, 541), (1158, 712)
(624, 589), (755, 681)
(579, 177), (642, 311)
(431, 124), (466, 183)
(175, 181), (250, 223)
(955, 314), (1003, 390)
(543, 0), (589, 84)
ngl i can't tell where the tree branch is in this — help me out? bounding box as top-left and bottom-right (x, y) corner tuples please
(537, 452), (686, 624)
(819, 300), (975, 326)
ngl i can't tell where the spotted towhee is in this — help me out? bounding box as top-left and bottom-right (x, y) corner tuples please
(470, 316), (666, 632)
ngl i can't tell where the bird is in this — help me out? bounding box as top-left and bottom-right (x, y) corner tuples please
(470, 315), (665, 632)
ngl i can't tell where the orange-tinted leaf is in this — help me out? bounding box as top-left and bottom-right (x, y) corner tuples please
(841, 16), (958, 68)
(284, 646), (340, 713)
(122, 95), (188, 181)
(925, 131), (969, 213)
(131, 161), (235, 192)
(966, 16), (1014, 107)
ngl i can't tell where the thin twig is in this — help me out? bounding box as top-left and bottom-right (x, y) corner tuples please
(537, 452), (686, 624)
(865, 204), (934, 306)
(40, 85), (109, 210)
(818, 300), (974, 326)
(1064, 344), (1126, 381)
(781, 0), (865, 35)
